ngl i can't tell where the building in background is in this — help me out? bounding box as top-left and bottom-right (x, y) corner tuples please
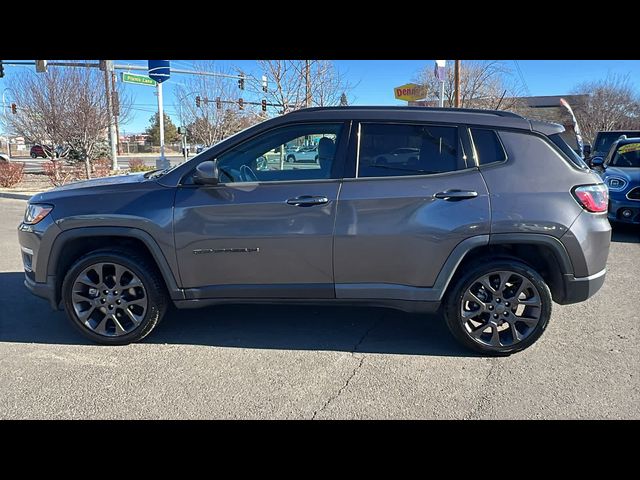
(410, 94), (589, 151)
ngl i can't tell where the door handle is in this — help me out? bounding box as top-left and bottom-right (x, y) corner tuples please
(286, 195), (330, 207)
(434, 190), (478, 200)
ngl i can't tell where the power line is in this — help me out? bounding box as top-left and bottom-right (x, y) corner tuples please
(513, 60), (531, 97)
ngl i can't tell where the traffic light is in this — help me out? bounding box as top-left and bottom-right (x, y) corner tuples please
(262, 75), (268, 93)
(0, 61), (4, 78)
(216, 97), (221, 109)
(238, 98), (244, 110)
(261, 99), (267, 112)
(238, 74), (245, 90)
(195, 95), (201, 108)
(11, 103), (17, 114)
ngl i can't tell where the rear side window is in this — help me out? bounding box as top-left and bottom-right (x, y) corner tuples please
(357, 124), (463, 178)
(548, 133), (589, 170)
(470, 128), (506, 165)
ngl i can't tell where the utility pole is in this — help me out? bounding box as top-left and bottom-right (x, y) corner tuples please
(454, 60), (461, 108)
(305, 60), (311, 108)
(111, 71), (121, 155)
(102, 60), (119, 170)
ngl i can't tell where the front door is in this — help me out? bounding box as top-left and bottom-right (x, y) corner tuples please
(334, 122), (491, 300)
(174, 122), (349, 299)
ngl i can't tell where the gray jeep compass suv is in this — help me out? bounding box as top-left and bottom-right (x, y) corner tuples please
(18, 107), (611, 355)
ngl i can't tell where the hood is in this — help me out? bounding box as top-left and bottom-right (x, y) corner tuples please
(604, 167), (640, 183)
(29, 172), (150, 203)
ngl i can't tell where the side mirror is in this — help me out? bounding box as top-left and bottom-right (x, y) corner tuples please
(583, 143), (591, 158)
(590, 156), (604, 168)
(193, 160), (220, 185)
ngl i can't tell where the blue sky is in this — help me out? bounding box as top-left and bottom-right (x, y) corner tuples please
(4, 60), (640, 133)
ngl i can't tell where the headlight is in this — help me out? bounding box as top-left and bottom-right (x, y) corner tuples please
(606, 177), (628, 191)
(24, 203), (53, 225)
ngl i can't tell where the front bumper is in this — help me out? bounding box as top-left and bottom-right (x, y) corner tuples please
(608, 197), (640, 224)
(18, 215), (63, 310)
(559, 268), (606, 305)
(24, 273), (59, 310)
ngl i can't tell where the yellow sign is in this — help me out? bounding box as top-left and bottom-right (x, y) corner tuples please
(394, 83), (426, 102)
(617, 143), (640, 154)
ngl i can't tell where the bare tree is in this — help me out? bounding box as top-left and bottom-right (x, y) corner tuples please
(254, 60), (306, 114)
(571, 73), (640, 143)
(250, 60), (354, 114)
(310, 60), (355, 107)
(175, 61), (264, 146)
(5, 66), (132, 178)
(414, 60), (523, 110)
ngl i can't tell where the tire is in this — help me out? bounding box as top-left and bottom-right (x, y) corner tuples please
(314, 155), (319, 162)
(30, 152), (37, 158)
(61, 249), (168, 345)
(286, 155), (295, 163)
(443, 258), (552, 356)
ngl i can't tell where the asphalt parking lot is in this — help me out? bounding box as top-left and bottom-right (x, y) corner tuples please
(0, 196), (638, 419)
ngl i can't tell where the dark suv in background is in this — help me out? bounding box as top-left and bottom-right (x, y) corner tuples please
(18, 107), (611, 355)
(588, 130), (640, 167)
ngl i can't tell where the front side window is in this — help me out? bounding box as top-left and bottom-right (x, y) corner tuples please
(357, 124), (463, 178)
(212, 123), (343, 183)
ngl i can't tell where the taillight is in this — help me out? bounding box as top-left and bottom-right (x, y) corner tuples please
(572, 184), (608, 213)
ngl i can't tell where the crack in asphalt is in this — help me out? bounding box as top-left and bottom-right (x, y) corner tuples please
(311, 316), (382, 420)
(464, 358), (498, 420)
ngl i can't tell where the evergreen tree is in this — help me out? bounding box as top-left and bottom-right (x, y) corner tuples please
(145, 113), (180, 144)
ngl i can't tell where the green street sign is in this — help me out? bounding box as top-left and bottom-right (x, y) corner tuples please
(121, 72), (157, 87)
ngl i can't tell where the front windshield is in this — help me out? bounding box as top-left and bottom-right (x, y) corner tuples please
(611, 143), (640, 168)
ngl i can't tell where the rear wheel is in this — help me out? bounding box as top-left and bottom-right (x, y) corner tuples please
(30, 152), (37, 158)
(444, 259), (552, 355)
(286, 155), (295, 163)
(62, 249), (168, 345)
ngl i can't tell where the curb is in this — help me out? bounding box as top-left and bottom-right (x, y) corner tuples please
(0, 192), (41, 200)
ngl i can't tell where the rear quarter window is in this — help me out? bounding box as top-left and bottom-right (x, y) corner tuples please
(470, 128), (507, 166)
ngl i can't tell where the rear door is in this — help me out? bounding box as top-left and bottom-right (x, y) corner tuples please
(333, 122), (491, 300)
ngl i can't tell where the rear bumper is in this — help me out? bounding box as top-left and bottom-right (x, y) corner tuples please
(558, 268), (606, 305)
(24, 273), (59, 310)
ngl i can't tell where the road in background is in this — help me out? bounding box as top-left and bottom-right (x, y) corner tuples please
(8, 155), (184, 173)
(10, 154), (321, 173)
(0, 196), (638, 419)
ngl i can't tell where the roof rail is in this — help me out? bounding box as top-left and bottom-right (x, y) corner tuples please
(292, 105), (524, 119)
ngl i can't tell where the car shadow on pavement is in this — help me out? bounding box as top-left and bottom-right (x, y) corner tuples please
(0, 271), (474, 357)
(611, 224), (640, 244)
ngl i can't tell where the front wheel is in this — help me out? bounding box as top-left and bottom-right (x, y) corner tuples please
(30, 152), (37, 158)
(286, 155), (295, 163)
(62, 249), (168, 345)
(443, 259), (552, 355)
